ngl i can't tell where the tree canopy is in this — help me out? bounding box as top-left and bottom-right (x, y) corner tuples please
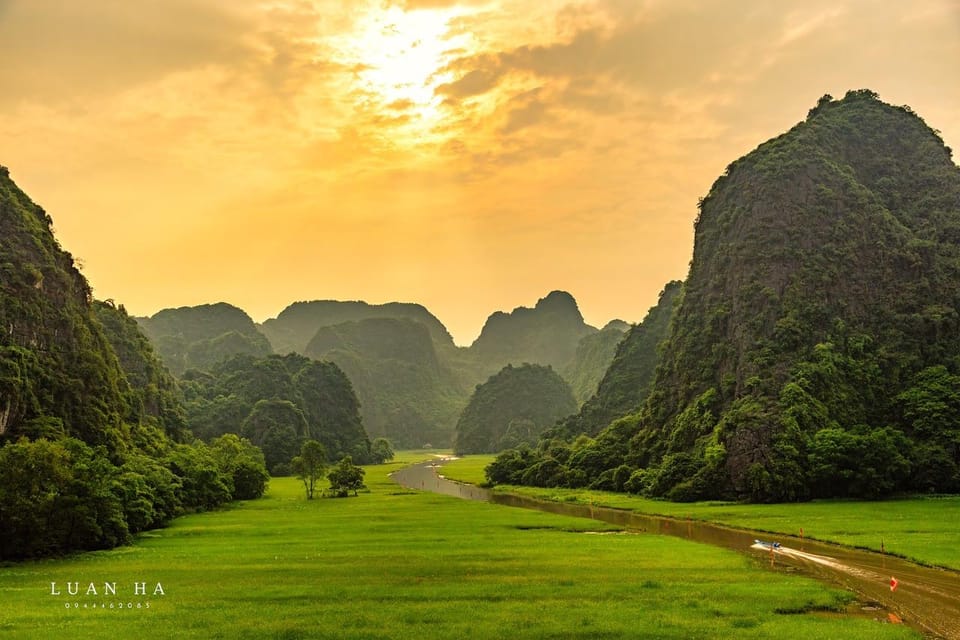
(454, 363), (577, 455)
(0, 167), (268, 559)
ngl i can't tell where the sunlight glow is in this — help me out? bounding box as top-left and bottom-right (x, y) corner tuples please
(337, 6), (468, 140)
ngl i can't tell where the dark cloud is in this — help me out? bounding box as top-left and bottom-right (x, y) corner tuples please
(500, 88), (551, 134)
(436, 67), (503, 99)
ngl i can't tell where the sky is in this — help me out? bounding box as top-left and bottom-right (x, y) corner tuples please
(1, 0), (958, 345)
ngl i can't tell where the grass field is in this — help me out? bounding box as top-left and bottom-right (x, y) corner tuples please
(439, 454), (494, 485)
(0, 453), (918, 639)
(441, 455), (960, 570)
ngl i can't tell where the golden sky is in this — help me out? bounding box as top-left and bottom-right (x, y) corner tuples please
(1, 0), (958, 344)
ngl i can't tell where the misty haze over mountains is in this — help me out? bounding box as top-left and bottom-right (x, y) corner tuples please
(136, 291), (629, 448)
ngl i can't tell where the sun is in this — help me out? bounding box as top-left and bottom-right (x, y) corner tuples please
(339, 6), (466, 137)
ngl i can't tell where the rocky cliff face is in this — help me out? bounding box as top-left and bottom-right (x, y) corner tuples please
(493, 91), (960, 501)
(469, 290), (597, 375)
(628, 90), (960, 500)
(0, 166), (128, 450)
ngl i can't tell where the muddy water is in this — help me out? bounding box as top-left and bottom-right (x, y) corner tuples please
(391, 459), (960, 639)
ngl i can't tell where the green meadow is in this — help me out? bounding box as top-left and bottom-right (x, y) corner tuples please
(0, 454), (917, 639)
(441, 455), (960, 570)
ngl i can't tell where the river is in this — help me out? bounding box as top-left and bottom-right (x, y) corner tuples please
(391, 458), (960, 639)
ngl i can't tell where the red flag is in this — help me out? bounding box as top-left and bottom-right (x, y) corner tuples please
(890, 577), (899, 592)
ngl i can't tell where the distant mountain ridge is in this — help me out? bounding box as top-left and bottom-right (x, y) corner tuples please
(261, 300), (456, 356)
(136, 303), (272, 375)
(468, 290), (597, 376)
(141, 291), (629, 448)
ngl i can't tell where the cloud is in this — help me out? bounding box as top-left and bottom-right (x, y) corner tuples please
(436, 67), (503, 99)
(400, 0), (488, 9)
(500, 88), (551, 134)
(0, 0), (257, 106)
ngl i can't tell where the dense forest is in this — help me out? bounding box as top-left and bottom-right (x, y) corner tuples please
(137, 303), (273, 375)
(156, 291), (626, 448)
(561, 320), (630, 404)
(304, 317), (464, 448)
(181, 352), (372, 472)
(0, 167), (268, 559)
(454, 363), (577, 455)
(489, 90), (960, 501)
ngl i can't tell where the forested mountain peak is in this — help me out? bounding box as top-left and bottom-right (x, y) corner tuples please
(469, 290), (597, 375)
(492, 90), (960, 501)
(142, 302), (261, 340)
(533, 290), (581, 314)
(635, 89), (960, 500)
(261, 299), (455, 355)
(137, 303), (272, 375)
(0, 166), (128, 450)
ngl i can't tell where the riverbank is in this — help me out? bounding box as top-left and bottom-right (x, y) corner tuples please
(0, 453), (915, 639)
(440, 455), (960, 571)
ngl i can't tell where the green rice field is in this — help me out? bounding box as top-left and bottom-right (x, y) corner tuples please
(0, 453), (917, 639)
(441, 454), (960, 570)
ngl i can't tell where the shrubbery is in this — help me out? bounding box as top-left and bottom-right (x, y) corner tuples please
(0, 434), (268, 560)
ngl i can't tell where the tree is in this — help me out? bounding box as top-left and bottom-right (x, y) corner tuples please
(327, 455), (366, 497)
(209, 433), (269, 500)
(369, 437), (394, 464)
(291, 440), (327, 499)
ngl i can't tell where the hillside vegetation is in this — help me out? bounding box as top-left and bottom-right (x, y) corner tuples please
(181, 351), (372, 472)
(454, 363), (577, 454)
(0, 167), (267, 559)
(490, 90), (960, 502)
(137, 303), (273, 376)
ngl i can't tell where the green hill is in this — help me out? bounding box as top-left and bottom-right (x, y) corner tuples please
(303, 317), (466, 448)
(490, 90), (960, 501)
(137, 303), (273, 375)
(0, 167), (266, 560)
(454, 363), (577, 455)
(181, 352), (371, 472)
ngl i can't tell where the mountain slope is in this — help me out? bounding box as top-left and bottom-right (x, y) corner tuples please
(0, 166), (128, 450)
(561, 321), (630, 405)
(555, 281), (682, 438)
(0, 167), (268, 560)
(490, 90), (960, 501)
(94, 300), (188, 441)
(137, 303), (273, 375)
(469, 290), (597, 376)
(630, 90), (960, 500)
(304, 317), (466, 447)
